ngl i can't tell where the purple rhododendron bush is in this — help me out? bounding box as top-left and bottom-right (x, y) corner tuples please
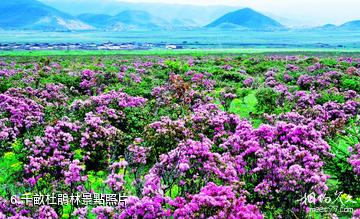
(0, 55), (359, 218)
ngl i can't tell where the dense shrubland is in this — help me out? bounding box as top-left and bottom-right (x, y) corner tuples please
(0, 55), (359, 218)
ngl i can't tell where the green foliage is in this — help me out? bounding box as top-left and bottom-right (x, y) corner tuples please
(0, 73), (26, 92)
(230, 91), (257, 118)
(124, 78), (153, 99)
(326, 119), (360, 197)
(40, 73), (81, 89)
(165, 60), (189, 74)
(316, 91), (345, 104)
(255, 88), (279, 114)
(340, 76), (360, 92)
(0, 141), (24, 197)
(220, 72), (246, 83)
(86, 171), (107, 193)
(320, 58), (338, 68)
(242, 59), (284, 75)
(236, 88), (252, 100)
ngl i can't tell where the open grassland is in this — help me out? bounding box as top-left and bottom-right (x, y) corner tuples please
(2, 48), (360, 57)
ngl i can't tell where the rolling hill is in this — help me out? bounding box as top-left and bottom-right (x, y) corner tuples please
(77, 11), (172, 31)
(40, 0), (236, 26)
(339, 20), (360, 29)
(206, 8), (284, 30)
(0, 0), (93, 31)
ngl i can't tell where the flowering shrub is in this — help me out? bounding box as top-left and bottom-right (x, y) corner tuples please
(24, 118), (81, 187)
(105, 161), (127, 192)
(251, 122), (331, 215)
(80, 69), (97, 94)
(171, 182), (263, 219)
(219, 90), (237, 111)
(0, 91), (44, 142)
(0, 55), (359, 219)
(243, 77), (254, 87)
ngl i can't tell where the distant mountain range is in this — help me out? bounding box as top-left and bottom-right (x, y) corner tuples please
(41, 0), (236, 26)
(78, 11), (167, 31)
(313, 21), (360, 30)
(76, 11), (198, 31)
(0, 0), (92, 31)
(1, 0), (360, 32)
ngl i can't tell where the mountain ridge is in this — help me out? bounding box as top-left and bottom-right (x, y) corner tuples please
(1, 1), (360, 32)
(40, 0), (237, 26)
(206, 8), (284, 30)
(339, 20), (360, 29)
(77, 10), (182, 31)
(0, 0), (93, 31)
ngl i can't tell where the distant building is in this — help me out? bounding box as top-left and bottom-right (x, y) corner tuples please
(166, 44), (183, 49)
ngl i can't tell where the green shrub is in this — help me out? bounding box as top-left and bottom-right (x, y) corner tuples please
(340, 76), (360, 92)
(316, 91), (345, 104)
(255, 88), (279, 114)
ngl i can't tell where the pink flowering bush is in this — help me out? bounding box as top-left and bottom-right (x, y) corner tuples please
(23, 118), (81, 188)
(171, 182), (263, 219)
(0, 91), (44, 143)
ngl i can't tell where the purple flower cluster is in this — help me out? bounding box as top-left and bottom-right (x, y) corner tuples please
(91, 206), (114, 219)
(36, 83), (68, 107)
(72, 207), (88, 219)
(64, 159), (87, 186)
(221, 64), (233, 71)
(105, 161), (127, 192)
(294, 90), (318, 109)
(36, 206), (58, 219)
(297, 71), (341, 90)
(191, 73), (216, 90)
(264, 70), (279, 87)
(24, 117), (81, 186)
(347, 66), (360, 76)
(72, 90), (147, 112)
(80, 69), (97, 93)
(286, 64), (300, 71)
(307, 62), (322, 72)
(126, 140), (149, 165)
(0, 118), (16, 141)
(171, 182), (263, 219)
(253, 122), (331, 199)
(267, 100), (359, 136)
(349, 144), (360, 175)
(0, 92), (44, 140)
(81, 112), (117, 150)
(0, 69), (18, 78)
(353, 209), (360, 219)
(130, 73), (142, 83)
(297, 75), (315, 89)
(0, 197), (30, 218)
(243, 77), (254, 87)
